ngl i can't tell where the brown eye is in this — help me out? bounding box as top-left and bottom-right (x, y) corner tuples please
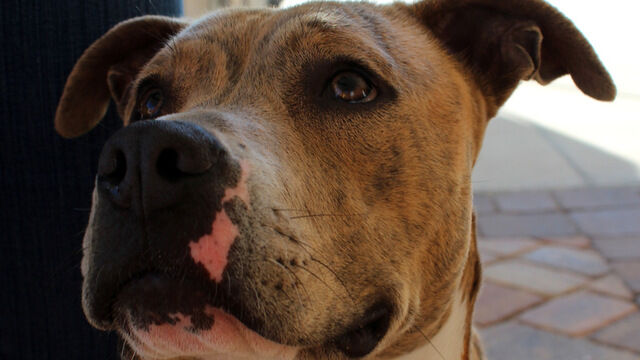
(139, 89), (163, 119)
(330, 71), (377, 103)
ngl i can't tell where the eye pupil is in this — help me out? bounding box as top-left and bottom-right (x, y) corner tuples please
(331, 72), (377, 103)
(140, 89), (163, 119)
(337, 76), (359, 92)
(146, 93), (160, 110)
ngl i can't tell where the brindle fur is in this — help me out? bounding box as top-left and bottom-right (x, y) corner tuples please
(55, 0), (614, 359)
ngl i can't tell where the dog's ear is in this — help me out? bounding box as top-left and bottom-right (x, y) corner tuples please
(408, 0), (615, 113)
(55, 16), (187, 138)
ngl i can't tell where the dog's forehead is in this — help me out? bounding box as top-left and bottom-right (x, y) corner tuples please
(181, 3), (369, 40)
(134, 2), (419, 110)
(168, 2), (398, 66)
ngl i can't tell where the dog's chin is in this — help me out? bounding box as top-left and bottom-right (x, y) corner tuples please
(119, 307), (298, 360)
(93, 273), (393, 359)
(113, 274), (299, 360)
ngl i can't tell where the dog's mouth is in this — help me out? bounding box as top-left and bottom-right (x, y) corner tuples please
(106, 272), (393, 359)
(113, 273), (299, 359)
(333, 303), (392, 358)
(114, 273), (218, 331)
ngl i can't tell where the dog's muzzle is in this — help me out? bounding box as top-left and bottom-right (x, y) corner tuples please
(82, 120), (243, 330)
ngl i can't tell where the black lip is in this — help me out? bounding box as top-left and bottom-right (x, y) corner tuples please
(334, 303), (392, 358)
(113, 272), (219, 331)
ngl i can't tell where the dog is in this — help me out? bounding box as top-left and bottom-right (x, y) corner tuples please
(54, 0), (615, 358)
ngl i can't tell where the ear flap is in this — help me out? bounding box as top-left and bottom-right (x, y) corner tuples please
(55, 16), (187, 138)
(409, 0), (616, 110)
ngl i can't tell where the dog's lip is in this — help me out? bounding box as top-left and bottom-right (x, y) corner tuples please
(333, 302), (392, 357)
(119, 300), (299, 359)
(107, 273), (392, 358)
(112, 272), (300, 358)
(110, 272), (287, 357)
(112, 271), (215, 322)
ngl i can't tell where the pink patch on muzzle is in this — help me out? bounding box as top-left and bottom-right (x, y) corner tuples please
(189, 161), (250, 282)
(124, 306), (298, 360)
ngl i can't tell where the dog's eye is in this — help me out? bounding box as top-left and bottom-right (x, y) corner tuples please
(330, 71), (377, 103)
(139, 89), (163, 119)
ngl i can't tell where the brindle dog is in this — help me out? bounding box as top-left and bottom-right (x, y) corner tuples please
(55, 0), (615, 359)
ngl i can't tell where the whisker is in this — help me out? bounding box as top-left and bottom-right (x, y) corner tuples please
(289, 213), (366, 220)
(265, 258), (309, 307)
(413, 325), (446, 360)
(249, 282), (269, 329)
(294, 264), (341, 298)
(268, 208), (311, 212)
(294, 240), (355, 304)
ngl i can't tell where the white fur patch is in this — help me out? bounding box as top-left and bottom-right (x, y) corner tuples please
(395, 290), (468, 360)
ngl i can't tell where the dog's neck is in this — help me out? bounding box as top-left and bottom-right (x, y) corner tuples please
(394, 290), (470, 360)
(394, 215), (481, 360)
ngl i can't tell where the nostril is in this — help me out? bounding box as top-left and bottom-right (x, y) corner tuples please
(104, 150), (127, 186)
(96, 122), (221, 212)
(156, 147), (213, 182)
(156, 148), (183, 182)
(97, 149), (130, 208)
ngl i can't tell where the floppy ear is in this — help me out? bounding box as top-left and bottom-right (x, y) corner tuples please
(54, 16), (187, 138)
(408, 0), (615, 113)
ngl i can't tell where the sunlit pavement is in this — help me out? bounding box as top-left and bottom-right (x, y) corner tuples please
(473, 81), (640, 192)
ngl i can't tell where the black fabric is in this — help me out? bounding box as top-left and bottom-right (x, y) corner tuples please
(0, 1), (183, 358)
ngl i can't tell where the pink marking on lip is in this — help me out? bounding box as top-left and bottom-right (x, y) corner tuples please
(124, 306), (298, 360)
(189, 161), (250, 282)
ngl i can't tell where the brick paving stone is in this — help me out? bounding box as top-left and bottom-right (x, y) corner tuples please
(589, 274), (634, 299)
(473, 194), (496, 213)
(592, 312), (640, 353)
(477, 237), (539, 256)
(477, 212), (577, 238)
(542, 235), (591, 248)
(593, 237), (640, 260)
(612, 261), (640, 292)
(494, 191), (558, 213)
(478, 248), (500, 264)
(519, 291), (637, 336)
(482, 322), (639, 360)
(524, 246), (609, 276)
(474, 282), (542, 326)
(484, 260), (587, 295)
(554, 187), (640, 210)
(571, 208), (640, 237)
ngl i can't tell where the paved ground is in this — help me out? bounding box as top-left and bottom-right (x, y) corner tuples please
(472, 83), (640, 193)
(473, 187), (640, 359)
(468, 76), (640, 359)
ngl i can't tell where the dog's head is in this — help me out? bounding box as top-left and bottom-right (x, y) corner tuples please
(55, 0), (614, 359)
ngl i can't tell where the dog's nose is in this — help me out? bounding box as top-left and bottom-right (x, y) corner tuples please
(97, 120), (225, 212)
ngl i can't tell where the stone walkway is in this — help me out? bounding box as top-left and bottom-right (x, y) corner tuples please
(473, 186), (640, 359)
